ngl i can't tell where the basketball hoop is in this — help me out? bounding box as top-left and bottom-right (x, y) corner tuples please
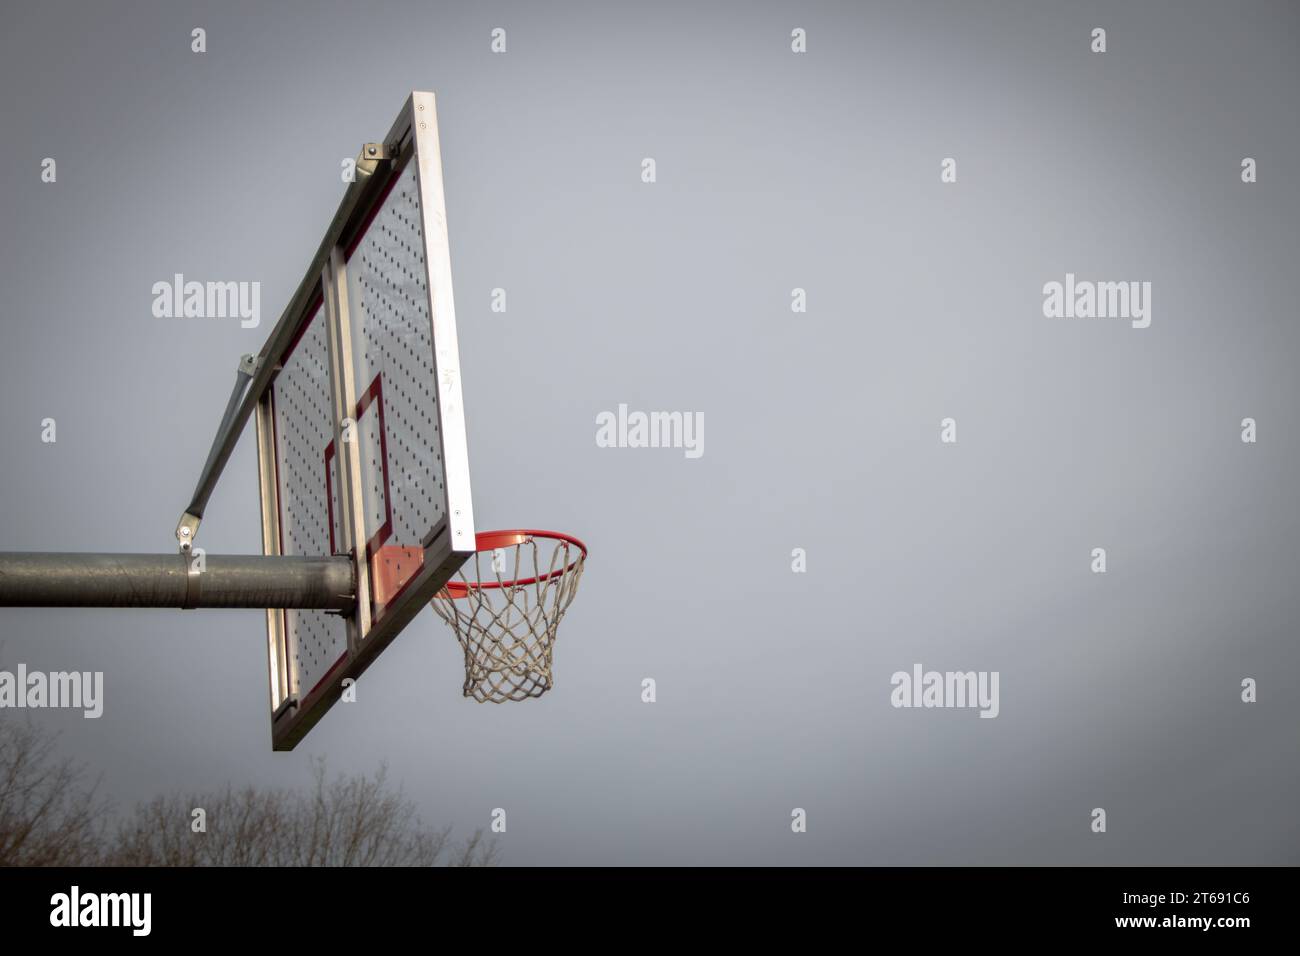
(429, 530), (587, 703)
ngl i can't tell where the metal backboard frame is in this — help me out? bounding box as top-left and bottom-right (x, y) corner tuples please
(253, 92), (474, 751)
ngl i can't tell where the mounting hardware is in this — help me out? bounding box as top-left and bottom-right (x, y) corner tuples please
(355, 142), (392, 179)
(182, 550), (203, 609)
(176, 512), (200, 553)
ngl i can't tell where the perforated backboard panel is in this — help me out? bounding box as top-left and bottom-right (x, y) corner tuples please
(269, 302), (348, 700)
(254, 92), (475, 750)
(346, 159), (447, 583)
(325, 389), (388, 557)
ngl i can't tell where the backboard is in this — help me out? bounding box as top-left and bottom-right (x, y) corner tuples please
(252, 92), (474, 750)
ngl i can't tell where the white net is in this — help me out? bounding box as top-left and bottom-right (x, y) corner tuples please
(430, 533), (586, 703)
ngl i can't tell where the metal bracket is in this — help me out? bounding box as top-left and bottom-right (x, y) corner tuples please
(175, 353), (263, 553)
(176, 512), (201, 553)
(355, 142), (392, 179)
(181, 551), (202, 609)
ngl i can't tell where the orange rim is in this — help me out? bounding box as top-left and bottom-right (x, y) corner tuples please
(439, 529), (587, 598)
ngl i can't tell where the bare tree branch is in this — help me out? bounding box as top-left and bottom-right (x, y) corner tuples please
(0, 716), (498, 867)
(0, 719), (106, 866)
(101, 759), (498, 867)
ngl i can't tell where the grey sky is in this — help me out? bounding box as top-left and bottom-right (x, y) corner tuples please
(0, 0), (1297, 865)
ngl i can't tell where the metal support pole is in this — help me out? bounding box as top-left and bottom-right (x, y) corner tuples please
(175, 355), (258, 551)
(322, 246), (373, 648)
(0, 553), (355, 610)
